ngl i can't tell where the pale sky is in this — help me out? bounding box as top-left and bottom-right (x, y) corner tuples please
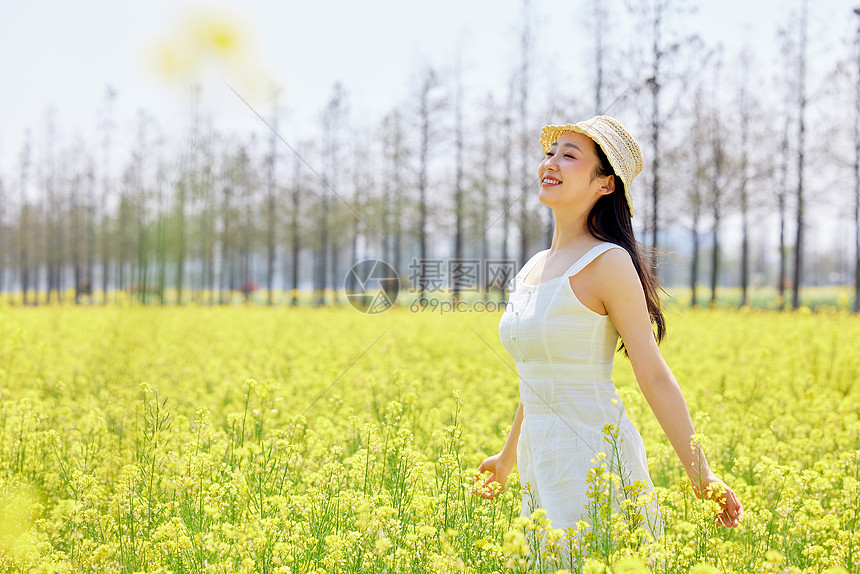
(1, 0), (854, 161)
(0, 0), (857, 269)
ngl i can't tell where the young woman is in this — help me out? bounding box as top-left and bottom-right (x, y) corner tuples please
(474, 115), (743, 534)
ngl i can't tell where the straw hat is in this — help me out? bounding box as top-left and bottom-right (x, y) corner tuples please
(540, 115), (643, 216)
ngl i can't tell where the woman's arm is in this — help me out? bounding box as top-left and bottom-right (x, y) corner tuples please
(500, 400), (524, 465)
(593, 248), (743, 527)
(473, 401), (523, 499)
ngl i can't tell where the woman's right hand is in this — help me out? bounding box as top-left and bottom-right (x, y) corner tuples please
(472, 453), (514, 499)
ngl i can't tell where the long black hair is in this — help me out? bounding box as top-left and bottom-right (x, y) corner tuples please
(589, 142), (666, 356)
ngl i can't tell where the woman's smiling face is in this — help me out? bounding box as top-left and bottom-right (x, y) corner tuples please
(537, 131), (612, 208)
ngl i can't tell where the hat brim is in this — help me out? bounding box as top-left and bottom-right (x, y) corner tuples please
(540, 121), (637, 217)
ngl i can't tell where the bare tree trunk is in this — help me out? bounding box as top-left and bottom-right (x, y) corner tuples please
(351, 184), (359, 269)
(777, 197), (787, 310)
(156, 144), (167, 307)
(502, 77), (514, 302)
(381, 187), (391, 268)
(381, 135), (392, 268)
(477, 96), (492, 302)
(691, 219), (699, 307)
(239, 146), (251, 303)
(331, 241), (339, 307)
(100, 86), (116, 304)
(195, 108), (216, 305)
(777, 110), (789, 310)
(266, 93), (279, 306)
(0, 177), (5, 296)
(593, 0), (605, 114)
(291, 151), (301, 307)
(855, 10), (860, 313)
(710, 180), (721, 309)
(54, 157), (65, 303)
(19, 133), (31, 306)
(453, 57), (465, 303)
(393, 119), (404, 280)
(740, 187), (749, 307)
(218, 165), (231, 306)
(710, 98), (723, 309)
(739, 56), (750, 308)
(690, 90), (705, 309)
(197, 135), (217, 306)
(648, 2), (663, 273)
(117, 188), (132, 296)
(314, 170), (327, 307)
(134, 112), (149, 304)
(72, 162), (83, 305)
(227, 155), (240, 299)
(44, 109), (58, 303)
(86, 160), (96, 304)
(417, 69), (435, 302)
(350, 130), (371, 280)
(316, 84), (347, 307)
(792, 0), (808, 310)
(176, 182), (187, 305)
(177, 85), (200, 305)
(205, 184), (216, 305)
(137, 205), (147, 304)
(32, 202), (41, 307)
(382, 110), (406, 280)
(518, 0), (533, 268)
(638, 0), (698, 276)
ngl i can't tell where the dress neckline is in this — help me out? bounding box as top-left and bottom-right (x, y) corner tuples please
(517, 245), (616, 318)
(521, 245), (608, 287)
(519, 273), (562, 287)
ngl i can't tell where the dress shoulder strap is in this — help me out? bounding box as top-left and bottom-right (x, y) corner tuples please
(564, 242), (626, 278)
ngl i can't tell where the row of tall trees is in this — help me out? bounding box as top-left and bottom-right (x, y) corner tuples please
(0, 0), (857, 310)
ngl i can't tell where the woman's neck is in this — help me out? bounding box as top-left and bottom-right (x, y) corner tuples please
(548, 207), (594, 253)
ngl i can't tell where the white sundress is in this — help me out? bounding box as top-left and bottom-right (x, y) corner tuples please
(498, 242), (662, 539)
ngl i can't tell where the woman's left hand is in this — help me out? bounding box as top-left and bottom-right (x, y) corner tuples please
(694, 473), (744, 528)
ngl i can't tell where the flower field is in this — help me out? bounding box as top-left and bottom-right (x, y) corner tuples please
(0, 302), (858, 573)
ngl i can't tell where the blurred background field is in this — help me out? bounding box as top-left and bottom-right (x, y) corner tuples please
(1, 284), (854, 312)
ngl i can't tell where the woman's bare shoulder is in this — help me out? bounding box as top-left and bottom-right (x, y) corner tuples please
(596, 244), (634, 268)
(593, 246), (642, 293)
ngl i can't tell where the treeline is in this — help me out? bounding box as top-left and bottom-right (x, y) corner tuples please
(1, 0), (858, 310)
